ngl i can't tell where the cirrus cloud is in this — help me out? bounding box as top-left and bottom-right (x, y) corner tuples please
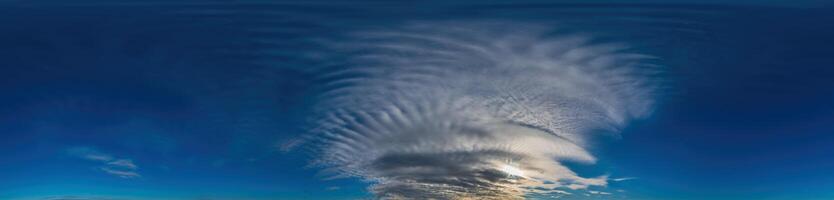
(67, 147), (141, 179)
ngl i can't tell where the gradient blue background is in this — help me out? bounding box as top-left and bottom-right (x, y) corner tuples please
(1, 1), (834, 199)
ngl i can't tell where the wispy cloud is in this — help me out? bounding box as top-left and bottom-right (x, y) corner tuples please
(99, 166), (141, 178)
(589, 190), (612, 195)
(67, 147), (113, 162)
(612, 177), (637, 182)
(67, 147), (141, 179)
(107, 159), (137, 170)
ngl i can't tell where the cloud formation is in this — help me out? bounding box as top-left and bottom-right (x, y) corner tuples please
(295, 21), (659, 199)
(67, 147), (141, 178)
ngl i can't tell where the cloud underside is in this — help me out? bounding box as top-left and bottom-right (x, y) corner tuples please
(369, 150), (544, 199)
(300, 21), (657, 199)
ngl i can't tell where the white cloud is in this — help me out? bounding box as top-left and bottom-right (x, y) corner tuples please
(67, 147), (113, 162)
(589, 190), (612, 195)
(67, 147), (140, 179)
(294, 21), (658, 199)
(552, 190), (571, 195)
(107, 159), (137, 170)
(612, 177), (637, 182)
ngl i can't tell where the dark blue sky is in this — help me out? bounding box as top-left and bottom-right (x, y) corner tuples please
(599, 5), (834, 199)
(2, 1), (834, 200)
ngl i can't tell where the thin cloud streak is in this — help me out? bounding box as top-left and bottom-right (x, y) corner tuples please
(100, 167), (141, 179)
(107, 159), (138, 170)
(612, 177), (637, 182)
(67, 147), (141, 179)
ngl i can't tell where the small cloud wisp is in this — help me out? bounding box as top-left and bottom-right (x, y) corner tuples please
(67, 147), (141, 179)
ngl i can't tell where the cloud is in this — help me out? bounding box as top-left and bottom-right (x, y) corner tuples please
(67, 147), (113, 162)
(67, 147), (141, 179)
(100, 166), (141, 178)
(589, 190), (612, 195)
(107, 159), (138, 170)
(552, 190), (571, 195)
(612, 177), (637, 182)
(294, 21), (659, 199)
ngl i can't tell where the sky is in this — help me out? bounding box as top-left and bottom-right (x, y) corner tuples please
(1, 1), (834, 200)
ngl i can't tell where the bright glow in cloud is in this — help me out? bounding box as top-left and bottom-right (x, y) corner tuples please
(500, 164), (526, 178)
(291, 21), (659, 199)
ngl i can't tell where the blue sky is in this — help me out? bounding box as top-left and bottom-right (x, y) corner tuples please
(2, 1), (834, 200)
